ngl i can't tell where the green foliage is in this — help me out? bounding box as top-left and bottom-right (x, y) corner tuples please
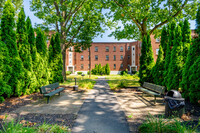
(0, 0), (24, 97)
(35, 28), (49, 86)
(66, 71), (72, 76)
(117, 80), (127, 88)
(163, 21), (176, 86)
(182, 19), (191, 64)
(151, 45), (164, 85)
(0, 41), (12, 102)
(77, 72), (83, 75)
(139, 33), (154, 84)
(196, 6), (200, 36)
(78, 79), (96, 89)
(167, 25), (183, 90)
(139, 115), (200, 133)
(160, 26), (168, 59)
(181, 8), (200, 98)
(188, 56), (200, 103)
(120, 69), (128, 76)
(107, 0), (198, 40)
(105, 63), (110, 75)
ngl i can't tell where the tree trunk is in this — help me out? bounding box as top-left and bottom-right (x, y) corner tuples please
(89, 47), (91, 79)
(62, 49), (67, 81)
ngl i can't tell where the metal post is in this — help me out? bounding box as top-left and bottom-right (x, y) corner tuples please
(74, 78), (77, 85)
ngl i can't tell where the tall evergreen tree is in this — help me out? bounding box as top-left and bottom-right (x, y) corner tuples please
(0, 41), (12, 102)
(163, 21), (176, 86)
(0, 0), (24, 96)
(145, 33), (155, 82)
(139, 35), (148, 84)
(182, 19), (191, 64)
(48, 35), (55, 83)
(181, 8), (200, 98)
(160, 26), (168, 58)
(35, 28), (49, 86)
(53, 33), (63, 82)
(188, 56), (200, 103)
(151, 45), (164, 85)
(105, 63), (110, 75)
(167, 25), (183, 90)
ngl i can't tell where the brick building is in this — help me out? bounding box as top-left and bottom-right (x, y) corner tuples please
(48, 30), (196, 75)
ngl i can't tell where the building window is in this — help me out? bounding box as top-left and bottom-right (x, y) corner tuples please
(156, 38), (160, 42)
(81, 55), (84, 60)
(95, 46), (98, 52)
(113, 55), (116, 61)
(128, 46), (130, 50)
(120, 55), (123, 60)
(88, 64), (90, 69)
(88, 48), (90, 51)
(113, 46), (116, 52)
(114, 64), (116, 69)
(88, 55), (90, 60)
(106, 46), (109, 52)
(81, 47), (84, 51)
(69, 53), (72, 57)
(140, 42), (142, 48)
(156, 49), (159, 55)
(128, 64), (130, 69)
(128, 55), (130, 59)
(69, 47), (72, 51)
(81, 64), (84, 69)
(106, 55), (109, 60)
(95, 55), (98, 60)
(120, 46), (123, 52)
(120, 64), (123, 68)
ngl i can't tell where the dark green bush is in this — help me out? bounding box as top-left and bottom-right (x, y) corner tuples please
(77, 72), (83, 75)
(66, 71), (72, 75)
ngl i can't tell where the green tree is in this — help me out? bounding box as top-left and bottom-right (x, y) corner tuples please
(52, 33), (63, 83)
(160, 26), (169, 59)
(167, 25), (183, 90)
(35, 28), (49, 86)
(98, 64), (102, 75)
(0, 0), (23, 20)
(26, 17), (35, 57)
(163, 21), (176, 86)
(151, 45), (164, 85)
(0, 0), (24, 96)
(107, 0), (198, 40)
(0, 41), (12, 102)
(139, 35), (148, 84)
(30, 0), (106, 80)
(105, 63), (110, 75)
(16, 7), (37, 94)
(181, 7), (200, 98)
(188, 56), (200, 103)
(182, 19), (191, 64)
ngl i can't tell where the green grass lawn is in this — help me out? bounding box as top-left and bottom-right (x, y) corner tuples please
(106, 74), (140, 90)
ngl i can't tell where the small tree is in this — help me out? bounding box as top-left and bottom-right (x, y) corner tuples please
(48, 35), (55, 83)
(188, 56), (200, 103)
(160, 26), (169, 59)
(98, 64), (102, 75)
(105, 63), (110, 75)
(167, 25), (183, 90)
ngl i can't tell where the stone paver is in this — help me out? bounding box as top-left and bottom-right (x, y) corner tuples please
(72, 78), (130, 133)
(115, 91), (165, 133)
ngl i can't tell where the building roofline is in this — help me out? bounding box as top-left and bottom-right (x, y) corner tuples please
(91, 40), (139, 44)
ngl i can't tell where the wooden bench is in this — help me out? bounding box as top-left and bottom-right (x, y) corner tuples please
(40, 82), (65, 104)
(138, 82), (165, 104)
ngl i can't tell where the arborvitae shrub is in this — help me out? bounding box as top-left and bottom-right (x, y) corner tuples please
(105, 63), (110, 75)
(163, 21), (176, 86)
(160, 26), (168, 59)
(188, 56), (200, 103)
(0, 1), (25, 97)
(139, 33), (154, 84)
(167, 25), (183, 90)
(151, 45), (164, 85)
(0, 41), (12, 102)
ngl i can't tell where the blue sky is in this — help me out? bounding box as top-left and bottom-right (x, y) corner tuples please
(23, 1), (196, 42)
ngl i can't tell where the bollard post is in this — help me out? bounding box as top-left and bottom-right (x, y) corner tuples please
(73, 77), (78, 91)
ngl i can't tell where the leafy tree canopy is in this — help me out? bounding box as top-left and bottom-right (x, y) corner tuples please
(106, 0), (199, 40)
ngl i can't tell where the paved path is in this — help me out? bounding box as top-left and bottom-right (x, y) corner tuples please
(72, 78), (130, 133)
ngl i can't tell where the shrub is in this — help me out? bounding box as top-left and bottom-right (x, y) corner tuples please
(120, 69), (128, 75)
(78, 79), (96, 89)
(66, 71), (72, 75)
(77, 72), (83, 75)
(117, 80), (127, 88)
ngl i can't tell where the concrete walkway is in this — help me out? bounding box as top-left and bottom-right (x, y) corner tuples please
(72, 78), (130, 133)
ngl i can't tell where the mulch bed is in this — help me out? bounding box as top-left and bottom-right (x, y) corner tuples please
(0, 93), (43, 114)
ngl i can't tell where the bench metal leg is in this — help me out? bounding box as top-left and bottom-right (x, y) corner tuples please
(59, 92), (61, 96)
(47, 97), (50, 104)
